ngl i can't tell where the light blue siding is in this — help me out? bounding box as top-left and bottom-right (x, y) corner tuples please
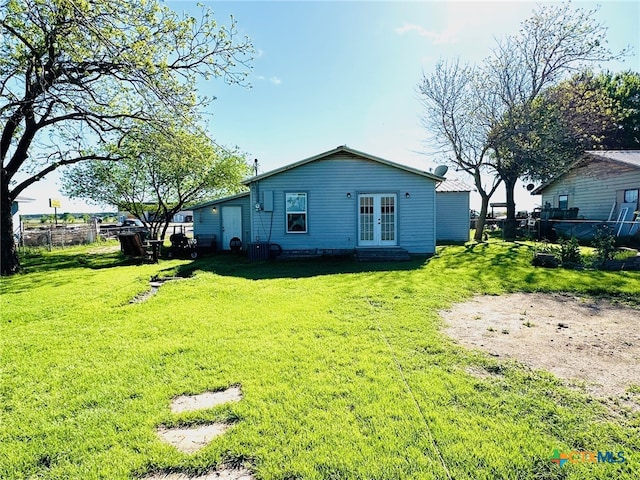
(436, 192), (470, 242)
(249, 153), (437, 253)
(538, 161), (640, 220)
(193, 194), (251, 250)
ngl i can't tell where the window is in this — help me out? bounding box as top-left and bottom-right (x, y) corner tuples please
(558, 194), (569, 210)
(286, 192), (307, 233)
(624, 189), (639, 205)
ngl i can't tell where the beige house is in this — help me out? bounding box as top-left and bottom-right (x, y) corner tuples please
(532, 151), (640, 222)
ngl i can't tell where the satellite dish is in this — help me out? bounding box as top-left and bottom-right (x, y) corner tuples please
(434, 165), (448, 177)
(526, 183), (535, 191)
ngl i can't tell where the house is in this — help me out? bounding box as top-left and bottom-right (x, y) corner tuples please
(11, 196), (35, 240)
(436, 179), (472, 242)
(193, 146), (473, 257)
(192, 192), (251, 252)
(531, 151), (640, 221)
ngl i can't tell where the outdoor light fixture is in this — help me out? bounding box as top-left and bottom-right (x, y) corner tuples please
(212, 206), (217, 213)
(346, 192), (351, 198)
(405, 192), (410, 198)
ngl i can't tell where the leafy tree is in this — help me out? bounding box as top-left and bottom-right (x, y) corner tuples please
(1, 0), (252, 275)
(544, 70), (640, 151)
(483, 2), (628, 239)
(61, 212), (75, 223)
(62, 123), (250, 241)
(418, 60), (502, 242)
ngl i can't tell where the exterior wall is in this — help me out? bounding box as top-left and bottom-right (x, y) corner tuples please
(436, 191), (470, 242)
(193, 195), (251, 250)
(248, 153), (437, 254)
(538, 161), (640, 220)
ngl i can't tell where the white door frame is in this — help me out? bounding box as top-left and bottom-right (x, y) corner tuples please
(358, 193), (397, 247)
(221, 206), (242, 250)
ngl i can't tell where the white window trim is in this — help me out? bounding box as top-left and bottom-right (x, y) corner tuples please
(285, 192), (307, 234)
(623, 189), (639, 204)
(558, 194), (569, 209)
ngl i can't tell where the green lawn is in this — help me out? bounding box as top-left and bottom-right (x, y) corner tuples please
(1, 242), (639, 479)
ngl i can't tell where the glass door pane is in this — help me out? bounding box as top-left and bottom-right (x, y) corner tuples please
(359, 195), (374, 243)
(380, 195), (395, 243)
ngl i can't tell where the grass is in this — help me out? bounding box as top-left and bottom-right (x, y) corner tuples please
(1, 241), (639, 479)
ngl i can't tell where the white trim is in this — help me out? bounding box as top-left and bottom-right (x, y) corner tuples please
(285, 192), (307, 234)
(358, 193), (397, 247)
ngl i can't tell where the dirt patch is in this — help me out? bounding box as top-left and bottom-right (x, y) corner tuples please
(157, 424), (231, 453)
(441, 293), (640, 407)
(87, 244), (121, 254)
(171, 387), (243, 414)
(143, 467), (255, 480)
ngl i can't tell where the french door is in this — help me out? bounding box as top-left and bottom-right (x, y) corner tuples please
(358, 193), (397, 246)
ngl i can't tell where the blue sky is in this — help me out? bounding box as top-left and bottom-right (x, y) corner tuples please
(17, 0), (639, 214)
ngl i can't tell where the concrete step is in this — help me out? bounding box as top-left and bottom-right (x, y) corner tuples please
(355, 247), (411, 262)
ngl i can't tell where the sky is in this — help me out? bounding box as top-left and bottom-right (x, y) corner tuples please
(14, 0), (640, 215)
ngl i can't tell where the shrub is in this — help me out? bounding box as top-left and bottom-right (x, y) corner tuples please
(558, 237), (582, 267)
(592, 226), (617, 264)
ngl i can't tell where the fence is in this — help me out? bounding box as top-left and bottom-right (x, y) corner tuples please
(536, 218), (640, 242)
(19, 224), (100, 248)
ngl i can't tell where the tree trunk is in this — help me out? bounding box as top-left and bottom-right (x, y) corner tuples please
(1, 177), (19, 276)
(160, 222), (170, 242)
(503, 176), (518, 240)
(474, 196), (490, 242)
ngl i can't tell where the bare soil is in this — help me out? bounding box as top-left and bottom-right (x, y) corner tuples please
(143, 467), (255, 480)
(156, 423), (230, 454)
(171, 386), (243, 414)
(440, 293), (640, 410)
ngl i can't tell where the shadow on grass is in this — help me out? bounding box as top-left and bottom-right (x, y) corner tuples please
(18, 250), (144, 274)
(13, 247), (432, 282)
(437, 241), (640, 304)
(173, 252), (432, 280)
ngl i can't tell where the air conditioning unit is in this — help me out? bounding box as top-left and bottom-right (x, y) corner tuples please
(248, 241), (270, 261)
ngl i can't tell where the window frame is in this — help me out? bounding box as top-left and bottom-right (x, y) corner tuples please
(558, 194), (569, 210)
(623, 189), (639, 205)
(285, 192), (308, 234)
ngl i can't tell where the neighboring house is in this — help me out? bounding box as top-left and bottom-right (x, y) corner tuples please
(436, 179), (472, 242)
(172, 210), (193, 223)
(192, 192), (251, 251)
(11, 196), (35, 239)
(531, 150), (640, 221)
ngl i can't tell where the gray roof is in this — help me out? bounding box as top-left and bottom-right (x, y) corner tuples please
(584, 150), (640, 168)
(241, 145), (445, 184)
(531, 150), (640, 195)
(436, 179), (473, 192)
(190, 191), (249, 210)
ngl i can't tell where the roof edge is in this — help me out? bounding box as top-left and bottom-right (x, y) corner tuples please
(190, 191), (249, 210)
(242, 146), (444, 184)
(531, 150), (640, 195)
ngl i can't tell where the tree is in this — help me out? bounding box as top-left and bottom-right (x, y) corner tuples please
(544, 70), (640, 150)
(62, 123), (250, 241)
(483, 2), (629, 239)
(1, 0), (253, 275)
(418, 60), (502, 242)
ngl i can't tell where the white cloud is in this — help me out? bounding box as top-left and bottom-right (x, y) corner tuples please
(394, 22), (460, 45)
(254, 75), (281, 85)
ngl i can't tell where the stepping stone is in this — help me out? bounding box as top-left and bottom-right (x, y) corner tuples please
(143, 467), (255, 480)
(171, 386), (243, 413)
(157, 423), (230, 453)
